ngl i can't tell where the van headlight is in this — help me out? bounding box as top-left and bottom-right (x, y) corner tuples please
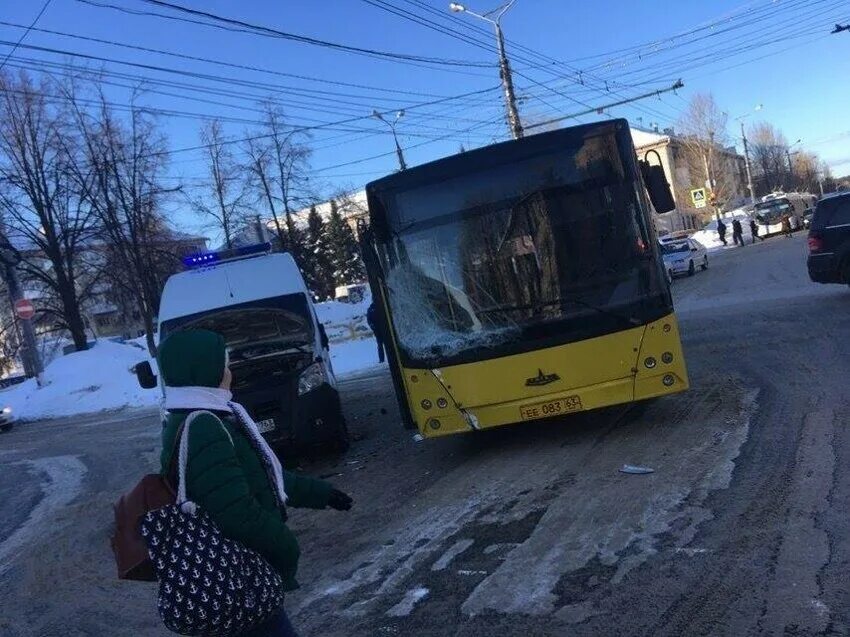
(298, 363), (326, 396)
(2, 407), (10, 415)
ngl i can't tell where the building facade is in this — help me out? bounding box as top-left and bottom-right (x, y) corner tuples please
(631, 127), (748, 235)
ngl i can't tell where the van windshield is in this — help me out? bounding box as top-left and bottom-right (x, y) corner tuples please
(160, 294), (314, 363)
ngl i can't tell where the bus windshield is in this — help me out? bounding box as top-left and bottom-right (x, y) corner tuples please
(755, 199), (792, 223)
(372, 134), (666, 366)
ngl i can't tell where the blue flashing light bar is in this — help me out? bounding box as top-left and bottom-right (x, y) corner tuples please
(182, 242), (272, 269)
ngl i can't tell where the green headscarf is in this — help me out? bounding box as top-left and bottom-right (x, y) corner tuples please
(157, 329), (227, 388)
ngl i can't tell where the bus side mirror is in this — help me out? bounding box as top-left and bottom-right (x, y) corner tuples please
(134, 361), (158, 389)
(639, 155), (676, 214)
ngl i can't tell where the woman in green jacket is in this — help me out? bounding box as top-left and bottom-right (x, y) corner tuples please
(157, 329), (352, 637)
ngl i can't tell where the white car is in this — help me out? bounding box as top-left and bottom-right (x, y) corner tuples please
(661, 238), (708, 278)
(0, 406), (14, 432)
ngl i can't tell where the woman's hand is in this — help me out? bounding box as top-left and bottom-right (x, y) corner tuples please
(327, 488), (353, 511)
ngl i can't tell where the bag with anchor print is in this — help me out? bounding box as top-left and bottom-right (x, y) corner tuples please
(141, 412), (284, 636)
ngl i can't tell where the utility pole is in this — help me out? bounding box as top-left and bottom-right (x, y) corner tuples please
(786, 139), (801, 190)
(372, 110), (407, 171)
(0, 238), (43, 385)
(741, 121), (757, 204)
(450, 2), (523, 139)
(493, 18), (523, 139)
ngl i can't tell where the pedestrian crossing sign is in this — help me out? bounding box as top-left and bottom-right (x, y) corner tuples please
(691, 188), (707, 209)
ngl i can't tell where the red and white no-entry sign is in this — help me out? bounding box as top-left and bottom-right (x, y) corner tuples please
(14, 299), (35, 320)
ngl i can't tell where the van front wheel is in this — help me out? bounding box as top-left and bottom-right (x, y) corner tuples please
(328, 395), (350, 453)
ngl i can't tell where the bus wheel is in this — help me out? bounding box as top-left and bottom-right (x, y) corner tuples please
(688, 260), (696, 276)
(701, 256), (708, 271)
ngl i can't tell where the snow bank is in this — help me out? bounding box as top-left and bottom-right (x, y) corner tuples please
(315, 294), (372, 342)
(315, 293), (385, 377)
(0, 341), (158, 421)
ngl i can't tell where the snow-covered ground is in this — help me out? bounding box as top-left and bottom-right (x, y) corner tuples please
(1, 295), (383, 421)
(0, 341), (158, 421)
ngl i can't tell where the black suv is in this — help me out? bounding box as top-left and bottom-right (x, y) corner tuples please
(807, 192), (850, 285)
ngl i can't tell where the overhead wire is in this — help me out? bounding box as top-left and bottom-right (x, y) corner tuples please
(0, 0), (52, 72)
(74, 0), (498, 77)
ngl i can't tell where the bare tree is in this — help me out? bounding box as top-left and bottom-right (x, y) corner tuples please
(243, 135), (287, 249)
(676, 93), (742, 211)
(749, 122), (789, 194)
(193, 119), (247, 248)
(263, 104), (312, 266)
(69, 88), (176, 355)
(790, 151), (822, 194)
(0, 71), (98, 351)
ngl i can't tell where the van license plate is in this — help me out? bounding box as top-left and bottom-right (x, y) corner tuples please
(519, 396), (583, 421)
(257, 418), (276, 433)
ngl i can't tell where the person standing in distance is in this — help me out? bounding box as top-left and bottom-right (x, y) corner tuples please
(732, 218), (745, 247)
(717, 218), (728, 246)
(749, 218), (761, 244)
(366, 302), (386, 364)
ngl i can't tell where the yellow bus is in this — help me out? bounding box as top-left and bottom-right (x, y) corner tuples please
(360, 119), (689, 438)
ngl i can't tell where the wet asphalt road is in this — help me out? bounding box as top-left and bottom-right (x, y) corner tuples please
(1, 233), (849, 637)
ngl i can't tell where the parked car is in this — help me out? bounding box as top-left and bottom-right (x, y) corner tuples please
(0, 406), (15, 432)
(661, 238), (708, 278)
(807, 192), (850, 286)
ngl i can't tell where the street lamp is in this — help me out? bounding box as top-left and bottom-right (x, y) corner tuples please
(372, 109), (407, 171)
(733, 104), (763, 205)
(449, 1), (523, 139)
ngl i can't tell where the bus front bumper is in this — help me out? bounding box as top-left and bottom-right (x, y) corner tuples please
(403, 314), (690, 439)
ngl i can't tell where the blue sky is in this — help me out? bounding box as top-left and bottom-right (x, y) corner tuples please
(2, 0), (850, 237)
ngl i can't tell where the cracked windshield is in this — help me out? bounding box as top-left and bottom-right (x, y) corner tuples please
(380, 135), (658, 362)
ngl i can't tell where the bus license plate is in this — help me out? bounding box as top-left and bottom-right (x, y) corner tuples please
(257, 418), (276, 433)
(519, 396), (583, 421)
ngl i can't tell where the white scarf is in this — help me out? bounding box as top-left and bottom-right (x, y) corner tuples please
(164, 385), (287, 504)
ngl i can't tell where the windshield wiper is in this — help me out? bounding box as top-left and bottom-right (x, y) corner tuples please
(480, 297), (642, 328)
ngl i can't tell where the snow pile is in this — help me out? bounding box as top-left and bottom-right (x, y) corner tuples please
(315, 293), (386, 376)
(315, 294), (372, 342)
(1, 341), (158, 421)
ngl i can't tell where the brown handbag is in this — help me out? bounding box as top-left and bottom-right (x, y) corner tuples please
(111, 425), (182, 581)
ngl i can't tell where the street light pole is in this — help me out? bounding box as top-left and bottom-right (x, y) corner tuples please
(450, 2), (524, 139)
(372, 110), (407, 171)
(786, 139), (802, 190)
(733, 104), (762, 205)
(741, 120), (756, 204)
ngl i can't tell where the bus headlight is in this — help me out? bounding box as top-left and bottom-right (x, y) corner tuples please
(436, 398), (448, 409)
(421, 399), (433, 410)
(644, 357), (657, 369)
(661, 352), (674, 364)
(663, 374), (675, 387)
(298, 363), (326, 396)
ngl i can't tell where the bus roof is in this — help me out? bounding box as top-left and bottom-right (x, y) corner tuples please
(366, 119), (630, 196)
